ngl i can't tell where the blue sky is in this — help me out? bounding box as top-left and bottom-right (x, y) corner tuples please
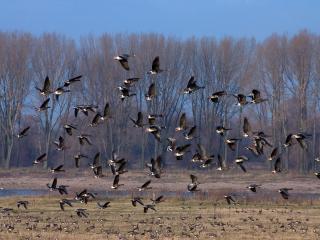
(1, 0), (319, 40)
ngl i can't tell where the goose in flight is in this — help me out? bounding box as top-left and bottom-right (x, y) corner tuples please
(63, 75), (82, 87)
(33, 153), (47, 165)
(208, 91), (227, 103)
(183, 76), (205, 94)
(137, 180), (152, 191)
(248, 89), (267, 104)
(63, 124), (77, 136)
(148, 56), (163, 75)
(187, 174), (199, 192)
(114, 54), (134, 71)
(17, 126), (30, 139)
(35, 98), (50, 111)
(35, 76), (51, 96)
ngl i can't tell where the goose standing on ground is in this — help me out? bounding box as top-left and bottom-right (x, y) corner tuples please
(17, 126), (30, 139)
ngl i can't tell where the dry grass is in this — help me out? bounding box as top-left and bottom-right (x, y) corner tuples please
(0, 195), (320, 239)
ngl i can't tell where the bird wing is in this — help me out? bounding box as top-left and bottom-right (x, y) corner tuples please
(43, 76), (50, 92)
(190, 174), (197, 183)
(40, 98), (50, 108)
(119, 59), (130, 71)
(179, 113), (186, 129)
(152, 56), (160, 72)
(141, 180), (151, 189)
(20, 126), (30, 135)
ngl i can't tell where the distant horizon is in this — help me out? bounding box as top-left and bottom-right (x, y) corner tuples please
(0, 0), (319, 41)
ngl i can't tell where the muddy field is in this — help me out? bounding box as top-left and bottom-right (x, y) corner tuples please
(0, 169), (320, 239)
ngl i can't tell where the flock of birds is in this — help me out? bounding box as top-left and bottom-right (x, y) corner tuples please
(2, 53), (318, 218)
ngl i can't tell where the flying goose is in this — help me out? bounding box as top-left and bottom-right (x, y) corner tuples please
(183, 76), (205, 94)
(33, 153), (47, 165)
(93, 166), (105, 178)
(77, 134), (92, 145)
(100, 103), (111, 121)
(17, 201), (29, 209)
(224, 195), (236, 205)
(272, 157), (281, 173)
(114, 54), (134, 71)
(208, 91), (227, 103)
(137, 180), (152, 191)
(175, 113), (187, 131)
(235, 156), (248, 172)
(131, 196), (144, 207)
(53, 136), (65, 151)
(278, 188), (292, 200)
(216, 126), (232, 136)
(75, 189), (95, 203)
(35, 98), (50, 111)
(47, 178), (57, 191)
(118, 86), (136, 101)
(17, 126), (30, 139)
(63, 75), (82, 87)
(187, 174), (199, 192)
(89, 113), (102, 127)
(292, 133), (311, 150)
(145, 83), (156, 101)
(225, 138), (241, 151)
(166, 137), (176, 152)
(146, 156), (162, 178)
(268, 147), (278, 161)
(110, 161), (128, 175)
(314, 172), (320, 179)
(53, 86), (70, 100)
(248, 89), (267, 104)
(97, 201), (111, 209)
(243, 117), (251, 137)
(74, 153), (88, 168)
(147, 114), (163, 125)
(130, 112), (144, 128)
(145, 125), (162, 142)
(123, 77), (140, 87)
(150, 194), (164, 204)
(63, 124), (77, 136)
(111, 174), (123, 189)
(247, 184), (261, 193)
(108, 150), (126, 166)
(194, 144), (214, 164)
(35, 76), (51, 96)
(184, 125), (197, 140)
(283, 134), (294, 148)
(50, 165), (65, 173)
(73, 105), (98, 117)
(216, 154), (228, 171)
(75, 208), (88, 218)
(233, 94), (248, 106)
(174, 144), (191, 160)
(57, 185), (69, 195)
(148, 56), (163, 74)
(143, 204), (157, 213)
(89, 152), (100, 169)
(59, 199), (73, 211)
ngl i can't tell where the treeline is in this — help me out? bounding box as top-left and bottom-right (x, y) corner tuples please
(0, 30), (319, 173)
